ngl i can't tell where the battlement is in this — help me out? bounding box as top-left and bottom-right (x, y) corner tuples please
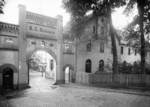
(0, 22), (19, 37)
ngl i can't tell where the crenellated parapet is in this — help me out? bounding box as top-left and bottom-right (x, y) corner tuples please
(0, 22), (19, 37)
(0, 22), (19, 50)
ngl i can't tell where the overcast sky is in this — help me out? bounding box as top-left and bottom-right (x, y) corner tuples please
(0, 0), (137, 29)
(0, 0), (70, 26)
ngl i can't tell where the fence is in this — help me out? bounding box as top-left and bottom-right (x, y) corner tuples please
(76, 72), (150, 88)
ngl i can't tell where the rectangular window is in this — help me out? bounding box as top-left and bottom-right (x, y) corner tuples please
(50, 43), (53, 47)
(50, 60), (54, 70)
(121, 46), (123, 54)
(87, 40), (91, 52)
(128, 48), (130, 55)
(31, 41), (36, 45)
(93, 26), (96, 34)
(65, 44), (72, 53)
(100, 42), (104, 53)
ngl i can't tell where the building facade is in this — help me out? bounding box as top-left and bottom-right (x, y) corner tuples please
(75, 15), (145, 84)
(0, 5), (76, 90)
(0, 22), (19, 89)
(1, 6), (150, 89)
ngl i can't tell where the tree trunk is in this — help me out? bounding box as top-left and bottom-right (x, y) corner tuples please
(110, 21), (118, 74)
(108, 7), (118, 74)
(137, 0), (146, 74)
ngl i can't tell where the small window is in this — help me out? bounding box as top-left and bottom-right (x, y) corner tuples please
(31, 41), (36, 45)
(40, 41), (45, 47)
(50, 60), (54, 70)
(50, 43), (53, 47)
(121, 46), (123, 54)
(100, 42), (104, 53)
(128, 48), (130, 55)
(87, 40), (91, 52)
(93, 26), (96, 34)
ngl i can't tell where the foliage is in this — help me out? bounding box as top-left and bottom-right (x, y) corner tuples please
(123, 0), (150, 74)
(28, 54), (44, 71)
(123, 5), (150, 52)
(62, 0), (127, 74)
(0, 0), (5, 14)
(63, 0), (126, 38)
(118, 61), (150, 74)
(125, 0), (150, 34)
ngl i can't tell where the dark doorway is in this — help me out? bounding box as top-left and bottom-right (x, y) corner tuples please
(3, 67), (13, 89)
(85, 59), (92, 73)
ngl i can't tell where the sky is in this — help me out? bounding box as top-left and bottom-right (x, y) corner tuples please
(112, 6), (138, 29)
(0, 0), (70, 26)
(0, 0), (137, 29)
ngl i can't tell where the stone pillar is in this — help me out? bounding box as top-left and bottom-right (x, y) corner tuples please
(55, 15), (64, 84)
(18, 4), (28, 89)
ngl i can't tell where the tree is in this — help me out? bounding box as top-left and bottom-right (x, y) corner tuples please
(0, 0), (5, 14)
(124, 0), (150, 74)
(62, 0), (126, 74)
(28, 54), (43, 71)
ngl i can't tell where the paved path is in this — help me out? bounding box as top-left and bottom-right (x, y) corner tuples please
(0, 72), (150, 107)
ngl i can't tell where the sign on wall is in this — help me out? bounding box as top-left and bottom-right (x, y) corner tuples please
(27, 23), (56, 36)
(5, 37), (13, 43)
(26, 11), (58, 37)
(26, 11), (58, 28)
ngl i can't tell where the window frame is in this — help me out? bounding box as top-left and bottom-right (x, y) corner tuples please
(85, 59), (92, 73)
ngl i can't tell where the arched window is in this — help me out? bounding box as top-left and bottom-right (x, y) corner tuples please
(85, 59), (92, 73)
(40, 41), (45, 47)
(99, 60), (104, 71)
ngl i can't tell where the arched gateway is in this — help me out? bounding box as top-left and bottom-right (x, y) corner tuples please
(18, 5), (64, 88)
(0, 5), (75, 89)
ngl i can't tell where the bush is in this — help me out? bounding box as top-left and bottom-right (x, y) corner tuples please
(118, 61), (145, 74)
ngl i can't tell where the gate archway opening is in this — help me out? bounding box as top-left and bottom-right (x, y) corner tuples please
(28, 50), (56, 87)
(64, 65), (75, 83)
